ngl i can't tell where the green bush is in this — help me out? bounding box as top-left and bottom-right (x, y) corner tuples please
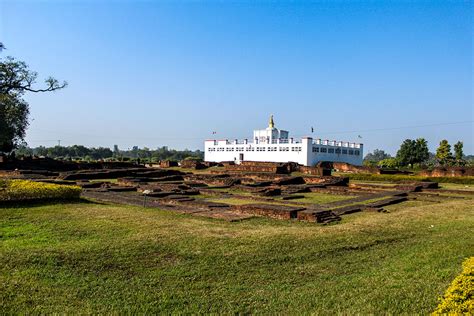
(343, 173), (474, 184)
(433, 257), (474, 314)
(0, 179), (81, 202)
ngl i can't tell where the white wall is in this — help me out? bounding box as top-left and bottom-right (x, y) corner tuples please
(204, 137), (363, 166)
(204, 138), (310, 165)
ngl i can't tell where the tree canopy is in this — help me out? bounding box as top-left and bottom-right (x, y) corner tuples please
(436, 140), (453, 166)
(363, 149), (391, 164)
(396, 138), (429, 167)
(0, 43), (67, 153)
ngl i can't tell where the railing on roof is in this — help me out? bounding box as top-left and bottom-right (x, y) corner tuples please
(207, 138), (362, 147)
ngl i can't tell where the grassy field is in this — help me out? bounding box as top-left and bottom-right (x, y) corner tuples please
(1, 198), (473, 314)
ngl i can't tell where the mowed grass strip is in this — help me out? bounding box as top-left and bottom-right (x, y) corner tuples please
(1, 198), (473, 314)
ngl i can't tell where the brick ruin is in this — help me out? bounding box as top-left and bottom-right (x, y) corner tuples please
(3, 158), (472, 223)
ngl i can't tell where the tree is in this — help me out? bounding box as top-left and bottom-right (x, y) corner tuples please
(363, 149), (391, 165)
(396, 139), (416, 166)
(453, 141), (465, 166)
(0, 45), (67, 153)
(395, 138), (429, 167)
(0, 94), (29, 152)
(436, 140), (453, 166)
(113, 144), (120, 157)
(414, 138), (429, 165)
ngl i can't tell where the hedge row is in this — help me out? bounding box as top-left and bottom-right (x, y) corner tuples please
(433, 257), (474, 314)
(341, 173), (474, 184)
(0, 179), (81, 202)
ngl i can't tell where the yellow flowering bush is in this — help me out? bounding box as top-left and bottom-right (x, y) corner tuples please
(0, 179), (81, 201)
(433, 257), (474, 314)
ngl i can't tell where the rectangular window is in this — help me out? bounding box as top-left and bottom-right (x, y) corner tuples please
(349, 150), (354, 155)
(355, 150), (360, 156)
(342, 149), (348, 154)
(320, 147), (327, 153)
(336, 148), (341, 154)
(328, 148), (335, 154)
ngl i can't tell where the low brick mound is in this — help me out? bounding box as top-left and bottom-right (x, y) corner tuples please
(364, 196), (408, 208)
(422, 188), (474, 196)
(244, 181), (274, 187)
(364, 207), (384, 212)
(160, 195), (196, 203)
(417, 181), (439, 189)
(159, 160), (178, 168)
(281, 195), (305, 200)
(297, 209), (341, 224)
(59, 168), (183, 181)
(331, 205), (363, 215)
(281, 185), (311, 194)
(309, 186), (358, 196)
(394, 184), (423, 192)
(224, 161), (292, 174)
(145, 191), (175, 197)
(106, 186), (137, 192)
(256, 187), (282, 197)
(303, 176), (349, 186)
(273, 176), (305, 186)
(180, 159), (207, 170)
(17, 170), (60, 177)
(235, 204), (306, 220)
(75, 181), (105, 188)
(183, 181), (208, 187)
(180, 200), (230, 209)
(323, 190), (408, 208)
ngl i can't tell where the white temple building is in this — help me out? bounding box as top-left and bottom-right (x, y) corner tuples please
(204, 116), (363, 166)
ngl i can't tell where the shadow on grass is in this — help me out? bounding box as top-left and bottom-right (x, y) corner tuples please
(0, 197), (106, 209)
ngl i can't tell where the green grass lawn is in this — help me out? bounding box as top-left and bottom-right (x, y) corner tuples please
(438, 183), (474, 191)
(1, 198), (473, 314)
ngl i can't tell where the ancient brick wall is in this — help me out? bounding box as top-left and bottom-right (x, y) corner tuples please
(225, 161), (293, 174)
(298, 166), (331, 176)
(332, 162), (380, 174)
(159, 160), (178, 168)
(418, 167), (474, 177)
(180, 159), (207, 169)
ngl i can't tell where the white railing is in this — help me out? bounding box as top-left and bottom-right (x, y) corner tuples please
(207, 138), (362, 148)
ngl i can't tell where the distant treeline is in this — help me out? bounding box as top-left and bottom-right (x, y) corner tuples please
(13, 145), (204, 162)
(363, 138), (473, 169)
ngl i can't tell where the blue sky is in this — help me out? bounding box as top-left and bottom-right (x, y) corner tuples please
(1, 0), (472, 155)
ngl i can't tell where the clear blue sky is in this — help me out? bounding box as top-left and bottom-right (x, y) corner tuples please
(1, 0), (472, 155)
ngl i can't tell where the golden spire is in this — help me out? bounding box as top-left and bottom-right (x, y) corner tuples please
(269, 114), (275, 128)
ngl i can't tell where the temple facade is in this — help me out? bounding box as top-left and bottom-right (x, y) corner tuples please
(204, 116), (363, 166)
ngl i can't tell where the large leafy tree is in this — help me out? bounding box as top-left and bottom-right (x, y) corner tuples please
(436, 140), (453, 166)
(0, 43), (67, 153)
(414, 138), (429, 164)
(396, 138), (430, 167)
(396, 139), (416, 166)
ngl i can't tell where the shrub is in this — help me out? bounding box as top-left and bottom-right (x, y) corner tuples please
(377, 158), (399, 169)
(433, 257), (474, 314)
(0, 179), (81, 202)
(343, 173), (474, 185)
